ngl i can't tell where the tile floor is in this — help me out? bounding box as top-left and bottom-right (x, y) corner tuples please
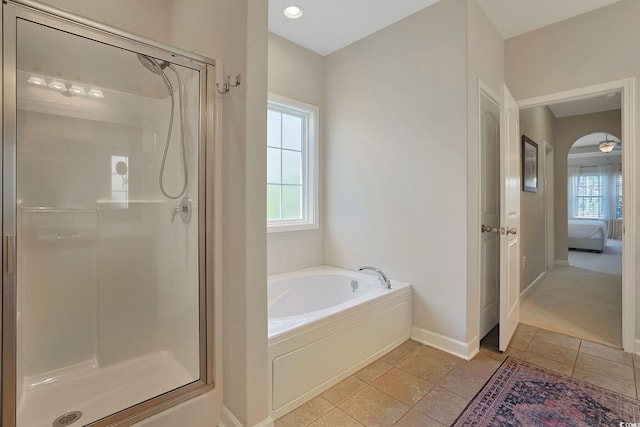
(275, 323), (640, 427)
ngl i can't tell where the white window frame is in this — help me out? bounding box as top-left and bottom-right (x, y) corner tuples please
(267, 93), (319, 233)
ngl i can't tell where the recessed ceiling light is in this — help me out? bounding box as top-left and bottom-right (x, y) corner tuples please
(284, 5), (303, 19)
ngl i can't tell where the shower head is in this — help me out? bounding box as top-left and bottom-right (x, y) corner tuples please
(137, 54), (168, 75)
(137, 53), (173, 95)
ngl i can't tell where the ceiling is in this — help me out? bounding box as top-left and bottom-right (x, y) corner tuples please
(548, 92), (621, 118)
(268, 0), (439, 56)
(268, 0), (623, 56)
(477, 0), (622, 39)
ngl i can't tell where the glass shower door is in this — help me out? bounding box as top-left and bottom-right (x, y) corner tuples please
(2, 6), (212, 427)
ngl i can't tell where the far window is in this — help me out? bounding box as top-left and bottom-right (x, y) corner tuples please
(574, 167), (603, 219)
(111, 155), (129, 209)
(267, 95), (318, 232)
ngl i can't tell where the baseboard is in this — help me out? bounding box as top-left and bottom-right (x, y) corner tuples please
(555, 260), (570, 267)
(634, 340), (640, 355)
(411, 326), (478, 361)
(253, 418), (275, 427)
(220, 407), (274, 427)
(520, 270), (547, 300)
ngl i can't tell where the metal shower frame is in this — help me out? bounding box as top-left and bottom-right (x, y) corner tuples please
(0, 0), (218, 425)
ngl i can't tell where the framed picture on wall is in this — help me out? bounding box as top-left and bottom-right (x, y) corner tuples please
(522, 135), (538, 192)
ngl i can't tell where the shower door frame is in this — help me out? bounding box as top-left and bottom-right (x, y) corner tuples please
(0, 1), (218, 426)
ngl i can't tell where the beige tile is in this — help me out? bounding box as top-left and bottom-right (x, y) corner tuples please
(370, 367), (434, 406)
(414, 387), (470, 426)
(415, 346), (463, 366)
(527, 339), (578, 366)
(321, 376), (367, 405)
(354, 359), (394, 383)
(579, 340), (632, 366)
(381, 340), (423, 365)
(504, 347), (524, 359)
(573, 368), (637, 399)
(520, 353), (573, 377)
(274, 420), (284, 427)
(575, 352), (635, 384)
(439, 367), (487, 399)
(276, 396), (334, 427)
(394, 409), (446, 427)
(478, 348), (507, 362)
(339, 385), (409, 427)
(308, 408), (363, 427)
(456, 351), (502, 380)
(397, 351), (455, 383)
(515, 323), (539, 339)
(507, 334), (534, 351)
(633, 352), (640, 368)
(532, 329), (581, 350)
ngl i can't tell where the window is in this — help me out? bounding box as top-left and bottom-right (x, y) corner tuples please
(267, 94), (318, 232)
(574, 166), (602, 219)
(111, 155), (129, 209)
(569, 164), (623, 220)
(615, 172), (623, 220)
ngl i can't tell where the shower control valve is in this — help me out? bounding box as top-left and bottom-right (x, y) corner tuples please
(171, 196), (193, 224)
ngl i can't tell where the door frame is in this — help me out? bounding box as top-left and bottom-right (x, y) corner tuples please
(544, 142), (555, 270)
(517, 77), (636, 352)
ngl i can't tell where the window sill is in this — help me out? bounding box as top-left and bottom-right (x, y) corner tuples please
(267, 221), (319, 233)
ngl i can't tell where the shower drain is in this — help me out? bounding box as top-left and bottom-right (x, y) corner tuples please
(52, 411), (82, 427)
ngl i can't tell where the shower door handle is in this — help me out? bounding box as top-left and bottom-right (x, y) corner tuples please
(5, 235), (15, 275)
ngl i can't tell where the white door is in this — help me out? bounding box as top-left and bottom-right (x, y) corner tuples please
(499, 85), (521, 351)
(479, 89), (500, 338)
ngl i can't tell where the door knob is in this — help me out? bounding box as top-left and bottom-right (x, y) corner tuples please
(507, 228), (517, 235)
(481, 225), (500, 233)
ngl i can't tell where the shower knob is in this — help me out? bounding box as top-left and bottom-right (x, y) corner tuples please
(171, 196), (192, 224)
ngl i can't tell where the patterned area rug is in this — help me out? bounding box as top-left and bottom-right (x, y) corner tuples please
(453, 357), (640, 426)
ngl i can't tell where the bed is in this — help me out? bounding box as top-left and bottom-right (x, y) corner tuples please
(568, 219), (608, 253)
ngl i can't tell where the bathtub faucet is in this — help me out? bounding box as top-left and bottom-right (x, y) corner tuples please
(358, 266), (391, 289)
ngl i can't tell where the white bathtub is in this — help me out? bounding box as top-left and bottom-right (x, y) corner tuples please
(268, 266), (412, 419)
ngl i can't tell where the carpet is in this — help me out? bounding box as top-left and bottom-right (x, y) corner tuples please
(520, 266), (621, 347)
(452, 357), (640, 426)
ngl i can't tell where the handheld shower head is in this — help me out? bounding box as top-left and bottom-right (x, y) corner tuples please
(137, 54), (168, 75)
(137, 54), (173, 95)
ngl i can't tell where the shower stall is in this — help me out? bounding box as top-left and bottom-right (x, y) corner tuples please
(1, 1), (217, 426)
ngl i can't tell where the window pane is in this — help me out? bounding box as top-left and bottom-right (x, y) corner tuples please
(268, 110), (282, 148)
(267, 147), (281, 184)
(267, 184), (281, 220)
(282, 150), (301, 185)
(616, 174), (623, 220)
(282, 114), (302, 151)
(111, 174), (127, 192)
(282, 185), (301, 219)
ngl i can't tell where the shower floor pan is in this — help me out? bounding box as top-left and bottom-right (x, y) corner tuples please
(18, 350), (194, 427)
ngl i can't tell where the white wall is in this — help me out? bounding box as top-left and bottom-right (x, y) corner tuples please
(267, 33), (324, 275)
(169, 0), (269, 425)
(519, 106), (554, 292)
(40, 0), (174, 45)
(505, 0), (640, 339)
(324, 0), (471, 345)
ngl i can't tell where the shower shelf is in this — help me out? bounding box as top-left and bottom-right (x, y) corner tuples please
(20, 207), (98, 214)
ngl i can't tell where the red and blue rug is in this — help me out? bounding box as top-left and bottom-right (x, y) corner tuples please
(452, 357), (640, 426)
